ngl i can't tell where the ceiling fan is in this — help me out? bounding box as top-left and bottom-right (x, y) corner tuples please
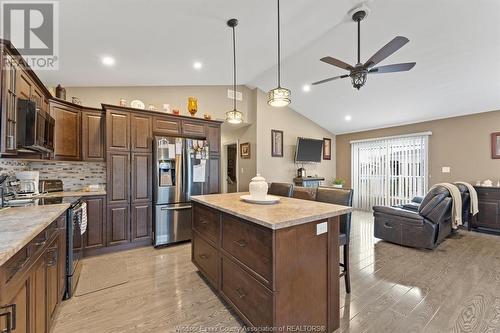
(312, 9), (416, 90)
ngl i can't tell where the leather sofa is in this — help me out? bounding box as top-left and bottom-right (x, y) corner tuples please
(373, 186), (453, 249)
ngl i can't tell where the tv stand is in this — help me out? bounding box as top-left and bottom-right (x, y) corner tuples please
(293, 177), (325, 188)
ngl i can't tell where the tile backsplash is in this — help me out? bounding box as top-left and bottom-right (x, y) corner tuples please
(0, 159), (106, 191)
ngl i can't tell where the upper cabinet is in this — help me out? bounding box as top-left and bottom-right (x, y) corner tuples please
(106, 108), (130, 151)
(207, 124), (221, 155)
(0, 51), (18, 154)
(153, 115), (181, 136)
(50, 99), (81, 161)
(181, 119), (205, 137)
(81, 109), (105, 161)
(131, 113), (152, 152)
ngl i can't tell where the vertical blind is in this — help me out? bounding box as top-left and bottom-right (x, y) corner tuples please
(351, 133), (430, 211)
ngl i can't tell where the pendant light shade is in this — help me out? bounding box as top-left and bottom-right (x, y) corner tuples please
(268, 0), (291, 107)
(226, 18), (243, 124)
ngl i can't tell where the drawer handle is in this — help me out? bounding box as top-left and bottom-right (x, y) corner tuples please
(0, 303), (16, 332)
(199, 219), (208, 225)
(235, 288), (246, 299)
(199, 254), (208, 260)
(35, 240), (46, 247)
(233, 239), (247, 247)
(46, 247), (58, 267)
(384, 223), (393, 229)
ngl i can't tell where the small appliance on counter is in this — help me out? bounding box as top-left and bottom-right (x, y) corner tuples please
(297, 167), (306, 178)
(14, 171), (40, 197)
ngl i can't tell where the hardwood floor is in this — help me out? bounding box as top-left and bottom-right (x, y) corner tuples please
(53, 211), (500, 333)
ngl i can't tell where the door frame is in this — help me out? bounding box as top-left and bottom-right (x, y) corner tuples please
(221, 140), (239, 193)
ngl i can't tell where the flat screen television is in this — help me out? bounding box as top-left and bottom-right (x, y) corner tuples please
(295, 137), (323, 163)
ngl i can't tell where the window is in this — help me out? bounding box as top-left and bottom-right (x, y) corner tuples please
(351, 133), (430, 210)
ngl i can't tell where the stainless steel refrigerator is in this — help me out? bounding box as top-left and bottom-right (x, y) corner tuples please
(153, 136), (209, 246)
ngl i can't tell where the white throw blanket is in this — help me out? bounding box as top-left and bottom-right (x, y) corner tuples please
(430, 183), (462, 229)
(455, 181), (479, 216)
(80, 202), (88, 235)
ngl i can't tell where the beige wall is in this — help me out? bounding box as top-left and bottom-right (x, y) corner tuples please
(255, 89), (335, 184)
(336, 109), (500, 188)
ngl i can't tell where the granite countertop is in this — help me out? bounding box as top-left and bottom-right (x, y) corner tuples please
(0, 204), (70, 266)
(37, 190), (107, 198)
(191, 192), (353, 230)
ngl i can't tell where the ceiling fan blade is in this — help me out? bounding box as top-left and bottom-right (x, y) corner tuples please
(368, 62), (416, 74)
(311, 74), (349, 86)
(364, 36), (410, 69)
(320, 57), (354, 71)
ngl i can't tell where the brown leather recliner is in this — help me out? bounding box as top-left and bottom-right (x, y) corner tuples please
(373, 186), (453, 249)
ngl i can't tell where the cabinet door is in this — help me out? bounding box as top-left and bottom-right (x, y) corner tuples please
(106, 152), (130, 205)
(476, 201), (499, 229)
(83, 196), (106, 250)
(131, 202), (152, 243)
(81, 111), (105, 161)
(46, 238), (59, 325)
(153, 116), (181, 135)
(57, 217), (67, 301)
(131, 113), (152, 152)
(106, 204), (130, 246)
(1, 52), (17, 154)
(106, 110), (130, 151)
(31, 86), (44, 110)
(209, 157), (220, 194)
(207, 124), (221, 155)
(0, 279), (29, 333)
(131, 153), (152, 203)
(50, 102), (81, 160)
(17, 69), (32, 100)
(182, 120), (206, 137)
(32, 255), (46, 333)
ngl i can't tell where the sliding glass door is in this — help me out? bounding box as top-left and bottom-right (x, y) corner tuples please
(351, 134), (429, 210)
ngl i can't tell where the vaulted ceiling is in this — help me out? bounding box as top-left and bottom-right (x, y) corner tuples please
(37, 0), (500, 134)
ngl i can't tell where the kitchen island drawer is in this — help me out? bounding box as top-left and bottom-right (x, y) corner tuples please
(193, 204), (219, 245)
(222, 214), (272, 284)
(221, 255), (273, 328)
(192, 232), (219, 286)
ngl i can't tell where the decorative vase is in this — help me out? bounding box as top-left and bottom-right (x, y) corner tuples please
(249, 174), (268, 200)
(55, 84), (66, 100)
(188, 97), (198, 117)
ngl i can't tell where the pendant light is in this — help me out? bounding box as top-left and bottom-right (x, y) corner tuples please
(268, 0), (291, 107)
(226, 18), (243, 124)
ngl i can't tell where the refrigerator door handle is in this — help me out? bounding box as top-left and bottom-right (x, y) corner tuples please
(161, 205), (192, 211)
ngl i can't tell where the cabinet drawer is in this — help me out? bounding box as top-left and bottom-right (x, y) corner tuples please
(222, 214), (272, 283)
(153, 116), (181, 135)
(182, 120), (205, 137)
(221, 255), (273, 327)
(193, 204), (219, 245)
(192, 232), (219, 286)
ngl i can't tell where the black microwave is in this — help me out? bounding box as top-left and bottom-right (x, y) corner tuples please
(17, 99), (55, 153)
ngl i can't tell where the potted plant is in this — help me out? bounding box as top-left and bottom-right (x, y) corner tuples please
(332, 178), (344, 189)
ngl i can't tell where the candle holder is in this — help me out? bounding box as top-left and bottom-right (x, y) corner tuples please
(188, 97), (198, 117)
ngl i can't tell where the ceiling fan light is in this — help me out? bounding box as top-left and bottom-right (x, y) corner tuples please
(268, 87), (291, 107)
(226, 110), (243, 124)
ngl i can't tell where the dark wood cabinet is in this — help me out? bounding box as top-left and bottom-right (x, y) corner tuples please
(107, 152), (130, 205)
(472, 186), (500, 232)
(50, 100), (81, 161)
(106, 204), (130, 246)
(17, 69), (32, 101)
(209, 157), (220, 194)
(153, 116), (181, 135)
(131, 202), (152, 242)
(0, 51), (18, 154)
(1, 279), (29, 333)
(106, 109), (130, 151)
(83, 196), (106, 251)
(131, 153), (152, 203)
(81, 110), (105, 161)
(182, 119), (205, 137)
(131, 113), (152, 152)
(33, 253), (46, 333)
(46, 237), (59, 326)
(207, 124), (221, 154)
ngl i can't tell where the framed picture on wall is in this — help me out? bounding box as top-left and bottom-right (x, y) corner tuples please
(323, 138), (332, 160)
(492, 132), (500, 159)
(240, 142), (251, 159)
(271, 130), (284, 157)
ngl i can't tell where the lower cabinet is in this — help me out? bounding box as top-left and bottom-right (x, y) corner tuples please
(131, 202), (152, 243)
(83, 196), (106, 252)
(106, 203), (130, 246)
(0, 214), (66, 333)
(472, 186), (500, 232)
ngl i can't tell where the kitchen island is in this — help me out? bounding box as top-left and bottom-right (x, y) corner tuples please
(191, 192), (353, 332)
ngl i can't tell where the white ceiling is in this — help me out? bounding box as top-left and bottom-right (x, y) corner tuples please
(37, 0), (500, 134)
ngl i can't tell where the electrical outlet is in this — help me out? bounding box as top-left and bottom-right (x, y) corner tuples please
(441, 167), (451, 173)
(316, 222), (327, 235)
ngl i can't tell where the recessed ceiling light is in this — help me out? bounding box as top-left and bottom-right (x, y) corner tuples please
(344, 115), (352, 121)
(101, 56), (115, 66)
(302, 84), (311, 92)
(193, 61), (203, 70)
